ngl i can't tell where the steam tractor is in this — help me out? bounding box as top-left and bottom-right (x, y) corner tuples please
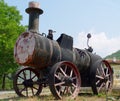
(13, 2), (113, 99)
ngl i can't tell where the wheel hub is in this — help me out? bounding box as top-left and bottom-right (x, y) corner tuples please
(64, 77), (73, 86)
(23, 79), (33, 87)
(103, 76), (109, 83)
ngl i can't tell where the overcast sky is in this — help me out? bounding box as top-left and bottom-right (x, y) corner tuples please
(4, 0), (120, 57)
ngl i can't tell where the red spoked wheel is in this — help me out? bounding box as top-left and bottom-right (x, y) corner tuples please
(91, 60), (113, 94)
(13, 67), (42, 97)
(49, 61), (81, 99)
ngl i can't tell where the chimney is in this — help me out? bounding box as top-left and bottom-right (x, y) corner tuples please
(25, 1), (43, 32)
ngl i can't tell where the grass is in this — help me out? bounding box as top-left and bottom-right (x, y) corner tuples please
(0, 88), (120, 101)
(1, 94), (118, 101)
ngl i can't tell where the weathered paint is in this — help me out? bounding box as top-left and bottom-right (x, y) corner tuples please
(14, 32), (35, 64)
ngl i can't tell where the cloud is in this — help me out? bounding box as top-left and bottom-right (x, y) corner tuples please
(74, 31), (120, 58)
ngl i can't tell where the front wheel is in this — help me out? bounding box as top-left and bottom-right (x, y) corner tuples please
(49, 61), (81, 99)
(13, 67), (42, 97)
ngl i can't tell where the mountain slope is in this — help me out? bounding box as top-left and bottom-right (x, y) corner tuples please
(105, 50), (120, 59)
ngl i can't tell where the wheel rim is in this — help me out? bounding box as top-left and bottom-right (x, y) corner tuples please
(13, 67), (42, 97)
(95, 61), (113, 94)
(49, 61), (81, 99)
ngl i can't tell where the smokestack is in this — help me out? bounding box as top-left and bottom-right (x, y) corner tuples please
(25, 1), (43, 32)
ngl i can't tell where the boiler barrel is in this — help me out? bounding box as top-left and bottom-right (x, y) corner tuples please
(14, 31), (61, 69)
(14, 31), (91, 70)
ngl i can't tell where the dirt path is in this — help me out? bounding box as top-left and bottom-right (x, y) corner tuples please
(0, 88), (51, 100)
(0, 91), (16, 99)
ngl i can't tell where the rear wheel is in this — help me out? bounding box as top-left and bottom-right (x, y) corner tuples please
(49, 61), (81, 99)
(91, 60), (113, 94)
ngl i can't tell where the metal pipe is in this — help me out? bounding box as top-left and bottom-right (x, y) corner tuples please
(25, 1), (43, 32)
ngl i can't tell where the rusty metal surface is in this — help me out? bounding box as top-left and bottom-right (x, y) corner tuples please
(14, 31), (35, 64)
(14, 31), (55, 68)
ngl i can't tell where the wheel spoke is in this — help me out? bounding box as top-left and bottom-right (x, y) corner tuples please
(69, 87), (73, 95)
(31, 74), (37, 80)
(106, 80), (111, 85)
(71, 76), (77, 80)
(55, 82), (65, 86)
(32, 86), (39, 91)
(63, 86), (68, 94)
(64, 86), (73, 95)
(20, 87), (26, 93)
(23, 71), (26, 80)
(106, 68), (108, 75)
(30, 70), (32, 79)
(55, 74), (61, 80)
(96, 80), (100, 85)
(66, 87), (71, 94)
(69, 87), (74, 95)
(105, 82), (109, 90)
(18, 75), (25, 80)
(31, 87), (34, 96)
(70, 69), (73, 77)
(101, 65), (105, 76)
(72, 83), (77, 88)
(97, 68), (100, 75)
(26, 87), (28, 96)
(64, 65), (67, 73)
(56, 87), (61, 95)
(107, 80), (111, 84)
(106, 74), (110, 77)
(96, 75), (104, 79)
(63, 86), (72, 95)
(98, 82), (105, 92)
(59, 67), (67, 76)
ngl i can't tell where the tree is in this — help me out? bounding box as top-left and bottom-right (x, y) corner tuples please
(0, 0), (26, 89)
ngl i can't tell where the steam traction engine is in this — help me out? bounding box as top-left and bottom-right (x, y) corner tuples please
(13, 2), (113, 99)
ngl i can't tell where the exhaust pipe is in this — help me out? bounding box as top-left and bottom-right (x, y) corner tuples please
(25, 1), (43, 32)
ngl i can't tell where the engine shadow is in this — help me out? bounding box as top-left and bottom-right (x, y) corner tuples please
(78, 92), (93, 97)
